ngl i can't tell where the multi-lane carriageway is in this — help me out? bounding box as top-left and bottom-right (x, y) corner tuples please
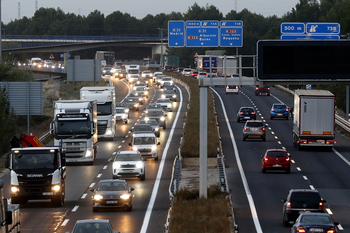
(2, 76), (350, 232)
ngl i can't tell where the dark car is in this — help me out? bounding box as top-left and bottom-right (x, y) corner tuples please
(132, 124), (154, 135)
(255, 85), (270, 96)
(176, 67), (184, 74)
(261, 149), (291, 173)
(70, 219), (119, 233)
(237, 107), (256, 122)
(270, 103), (289, 120)
(123, 97), (140, 111)
(291, 212), (339, 233)
(140, 119), (160, 137)
(242, 120), (266, 141)
(102, 66), (112, 76)
(281, 189), (326, 226)
(91, 179), (134, 212)
(163, 65), (173, 72)
(163, 83), (177, 92)
(191, 71), (199, 78)
(145, 109), (167, 129)
(161, 90), (177, 101)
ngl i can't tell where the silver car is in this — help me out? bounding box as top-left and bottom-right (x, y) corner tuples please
(112, 151), (145, 181)
(242, 120), (266, 141)
(156, 98), (173, 111)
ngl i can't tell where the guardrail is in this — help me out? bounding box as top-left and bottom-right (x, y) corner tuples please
(276, 85), (350, 133)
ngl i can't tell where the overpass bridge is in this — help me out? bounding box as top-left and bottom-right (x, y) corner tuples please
(1, 34), (168, 54)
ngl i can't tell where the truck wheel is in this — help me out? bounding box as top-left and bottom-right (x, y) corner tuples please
(127, 204), (133, 212)
(163, 124), (166, 129)
(140, 173), (145, 181)
(52, 194), (64, 207)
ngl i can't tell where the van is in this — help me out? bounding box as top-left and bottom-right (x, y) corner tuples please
(129, 133), (160, 160)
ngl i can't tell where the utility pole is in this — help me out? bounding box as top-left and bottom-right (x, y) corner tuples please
(0, 0), (2, 63)
(18, 2), (21, 19)
(158, 28), (164, 68)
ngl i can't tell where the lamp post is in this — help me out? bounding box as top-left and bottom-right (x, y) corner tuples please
(158, 28), (164, 68)
(0, 0), (2, 63)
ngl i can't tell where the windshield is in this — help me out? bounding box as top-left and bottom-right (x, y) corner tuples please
(128, 70), (139, 74)
(73, 222), (112, 233)
(55, 120), (91, 135)
(147, 111), (163, 116)
(134, 125), (152, 132)
(115, 153), (142, 161)
(126, 98), (138, 103)
(12, 151), (58, 170)
(157, 99), (170, 103)
(133, 137), (156, 145)
(115, 108), (126, 113)
(97, 102), (112, 115)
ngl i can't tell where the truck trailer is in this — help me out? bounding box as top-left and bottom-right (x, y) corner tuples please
(292, 89), (336, 150)
(50, 100), (98, 164)
(80, 86), (116, 140)
(216, 56), (238, 77)
(95, 51), (115, 66)
(5, 147), (66, 207)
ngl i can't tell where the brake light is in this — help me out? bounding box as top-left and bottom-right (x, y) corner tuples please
(286, 108), (289, 112)
(251, 112), (256, 114)
(226, 86), (229, 89)
(319, 202), (324, 210)
(271, 108), (274, 111)
(243, 127), (248, 130)
(235, 86), (238, 89)
(261, 127), (266, 131)
(326, 227), (337, 233)
(256, 87), (259, 90)
(296, 226), (306, 233)
(300, 140), (308, 144)
(268, 87), (270, 90)
(286, 202), (291, 210)
(239, 111), (243, 114)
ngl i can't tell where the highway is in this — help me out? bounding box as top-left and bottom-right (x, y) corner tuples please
(1, 76), (189, 233)
(212, 85), (350, 232)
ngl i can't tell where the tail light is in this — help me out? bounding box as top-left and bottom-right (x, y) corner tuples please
(261, 127), (266, 131)
(286, 202), (291, 210)
(319, 202), (324, 210)
(326, 227), (337, 233)
(251, 112), (256, 115)
(256, 87), (259, 90)
(286, 108), (289, 112)
(268, 87), (270, 90)
(300, 140), (308, 144)
(239, 111), (243, 114)
(226, 86), (229, 89)
(271, 108), (274, 111)
(296, 226), (306, 233)
(243, 127), (248, 130)
(235, 86), (238, 89)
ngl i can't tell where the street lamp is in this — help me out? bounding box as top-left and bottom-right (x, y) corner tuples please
(158, 28), (164, 68)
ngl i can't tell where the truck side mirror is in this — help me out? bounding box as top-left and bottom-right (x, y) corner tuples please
(4, 153), (9, 169)
(50, 121), (55, 135)
(5, 211), (12, 225)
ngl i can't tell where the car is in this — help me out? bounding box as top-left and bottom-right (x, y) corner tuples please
(91, 179), (134, 212)
(123, 97), (140, 111)
(163, 83), (177, 92)
(242, 120), (266, 141)
(156, 98), (173, 111)
(153, 71), (164, 82)
(145, 103), (163, 114)
(129, 92), (144, 105)
(115, 107), (128, 124)
(270, 103), (289, 120)
(134, 87), (148, 99)
(190, 71), (199, 78)
(160, 76), (173, 88)
(281, 189), (326, 226)
(132, 124), (154, 135)
(129, 132), (160, 160)
(225, 85), (239, 94)
(261, 149), (291, 173)
(155, 74), (166, 85)
(182, 68), (192, 76)
(140, 119), (160, 137)
(70, 219), (120, 233)
(291, 212), (339, 233)
(145, 109), (167, 129)
(161, 90), (177, 101)
(141, 70), (153, 78)
(163, 65), (173, 72)
(111, 66), (122, 77)
(237, 107), (256, 122)
(112, 151), (145, 180)
(176, 67), (184, 74)
(102, 66), (112, 76)
(133, 81), (147, 91)
(255, 85), (270, 96)
(197, 72), (207, 79)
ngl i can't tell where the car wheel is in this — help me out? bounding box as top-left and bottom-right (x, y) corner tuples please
(155, 156), (158, 161)
(262, 136), (266, 141)
(125, 120), (128, 124)
(243, 136), (246, 141)
(262, 168), (266, 173)
(286, 116), (289, 120)
(283, 216), (289, 227)
(113, 175), (118, 179)
(127, 205), (133, 212)
(270, 116), (273, 120)
(286, 167), (291, 174)
(140, 173), (145, 181)
(163, 124), (166, 129)
(237, 119), (240, 123)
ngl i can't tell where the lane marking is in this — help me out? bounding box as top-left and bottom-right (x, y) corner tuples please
(72, 206), (79, 212)
(81, 193), (87, 199)
(61, 219), (69, 226)
(97, 173), (102, 178)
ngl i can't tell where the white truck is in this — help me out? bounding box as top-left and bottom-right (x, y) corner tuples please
(5, 147), (66, 207)
(50, 100), (98, 164)
(292, 89), (336, 150)
(80, 86), (116, 140)
(0, 179), (20, 233)
(216, 56), (238, 77)
(125, 64), (140, 83)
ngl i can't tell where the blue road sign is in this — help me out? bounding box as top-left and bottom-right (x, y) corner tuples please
(186, 21), (219, 47)
(220, 20), (243, 47)
(280, 22), (340, 39)
(60, 53), (71, 58)
(168, 21), (185, 47)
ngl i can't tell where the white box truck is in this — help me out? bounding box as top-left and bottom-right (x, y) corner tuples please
(292, 89), (336, 150)
(50, 100), (98, 164)
(216, 56), (238, 77)
(80, 86), (116, 140)
(125, 64), (140, 83)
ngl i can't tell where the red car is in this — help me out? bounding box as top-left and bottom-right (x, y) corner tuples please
(191, 71), (198, 78)
(261, 149), (291, 173)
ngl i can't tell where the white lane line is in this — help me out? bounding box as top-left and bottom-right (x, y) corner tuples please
(333, 148), (350, 166)
(309, 185), (315, 190)
(89, 183), (95, 188)
(103, 165), (107, 170)
(297, 167), (301, 171)
(211, 88), (263, 233)
(81, 193), (87, 199)
(140, 85), (183, 233)
(97, 173), (102, 178)
(61, 219), (69, 226)
(71, 206), (79, 212)
(326, 208), (333, 215)
(303, 176), (308, 181)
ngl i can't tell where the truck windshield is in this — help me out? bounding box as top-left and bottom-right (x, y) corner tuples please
(97, 102), (112, 115)
(128, 70), (139, 74)
(12, 151), (57, 170)
(56, 120), (91, 135)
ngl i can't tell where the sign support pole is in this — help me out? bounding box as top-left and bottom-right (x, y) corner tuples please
(199, 86), (208, 198)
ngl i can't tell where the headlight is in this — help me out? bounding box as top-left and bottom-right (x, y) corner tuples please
(167, 104), (172, 108)
(106, 129), (113, 135)
(173, 95), (176, 98)
(103, 70), (106, 73)
(136, 162), (143, 168)
(134, 104), (139, 107)
(85, 149), (93, 158)
(121, 114), (127, 119)
(144, 91), (148, 95)
(52, 185), (61, 192)
(142, 74), (146, 77)
(151, 145), (157, 151)
(160, 117), (165, 121)
(145, 117), (149, 121)
(132, 146), (138, 151)
(93, 194), (103, 200)
(161, 94), (165, 98)
(154, 127), (159, 131)
(113, 162), (121, 169)
(11, 186), (20, 193)
(139, 98), (142, 101)
(125, 108), (129, 113)
(120, 194), (131, 200)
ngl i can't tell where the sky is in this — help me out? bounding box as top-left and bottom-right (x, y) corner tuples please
(1, 0), (300, 24)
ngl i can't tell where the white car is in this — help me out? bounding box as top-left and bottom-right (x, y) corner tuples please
(156, 98), (173, 111)
(129, 133), (160, 160)
(112, 150), (145, 180)
(160, 77), (173, 88)
(182, 68), (192, 76)
(115, 107), (128, 123)
(225, 85), (239, 94)
(197, 72), (207, 79)
(141, 70), (153, 78)
(153, 72), (164, 82)
(133, 81), (147, 91)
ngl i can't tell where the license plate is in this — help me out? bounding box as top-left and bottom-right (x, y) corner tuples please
(310, 228), (323, 232)
(244, 117), (250, 119)
(277, 114), (283, 116)
(273, 164), (281, 167)
(106, 201), (118, 204)
(42, 192), (53, 195)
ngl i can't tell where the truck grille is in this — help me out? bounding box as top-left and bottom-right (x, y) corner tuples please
(98, 125), (107, 135)
(63, 141), (87, 158)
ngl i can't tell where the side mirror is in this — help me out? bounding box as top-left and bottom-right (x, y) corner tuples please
(130, 188), (135, 192)
(129, 143), (132, 146)
(280, 198), (286, 203)
(90, 188), (95, 192)
(5, 211), (12, 225)
(157, 142), (160, 145)
(260, 155), (263, 158)
(4, 153), (10, 169)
